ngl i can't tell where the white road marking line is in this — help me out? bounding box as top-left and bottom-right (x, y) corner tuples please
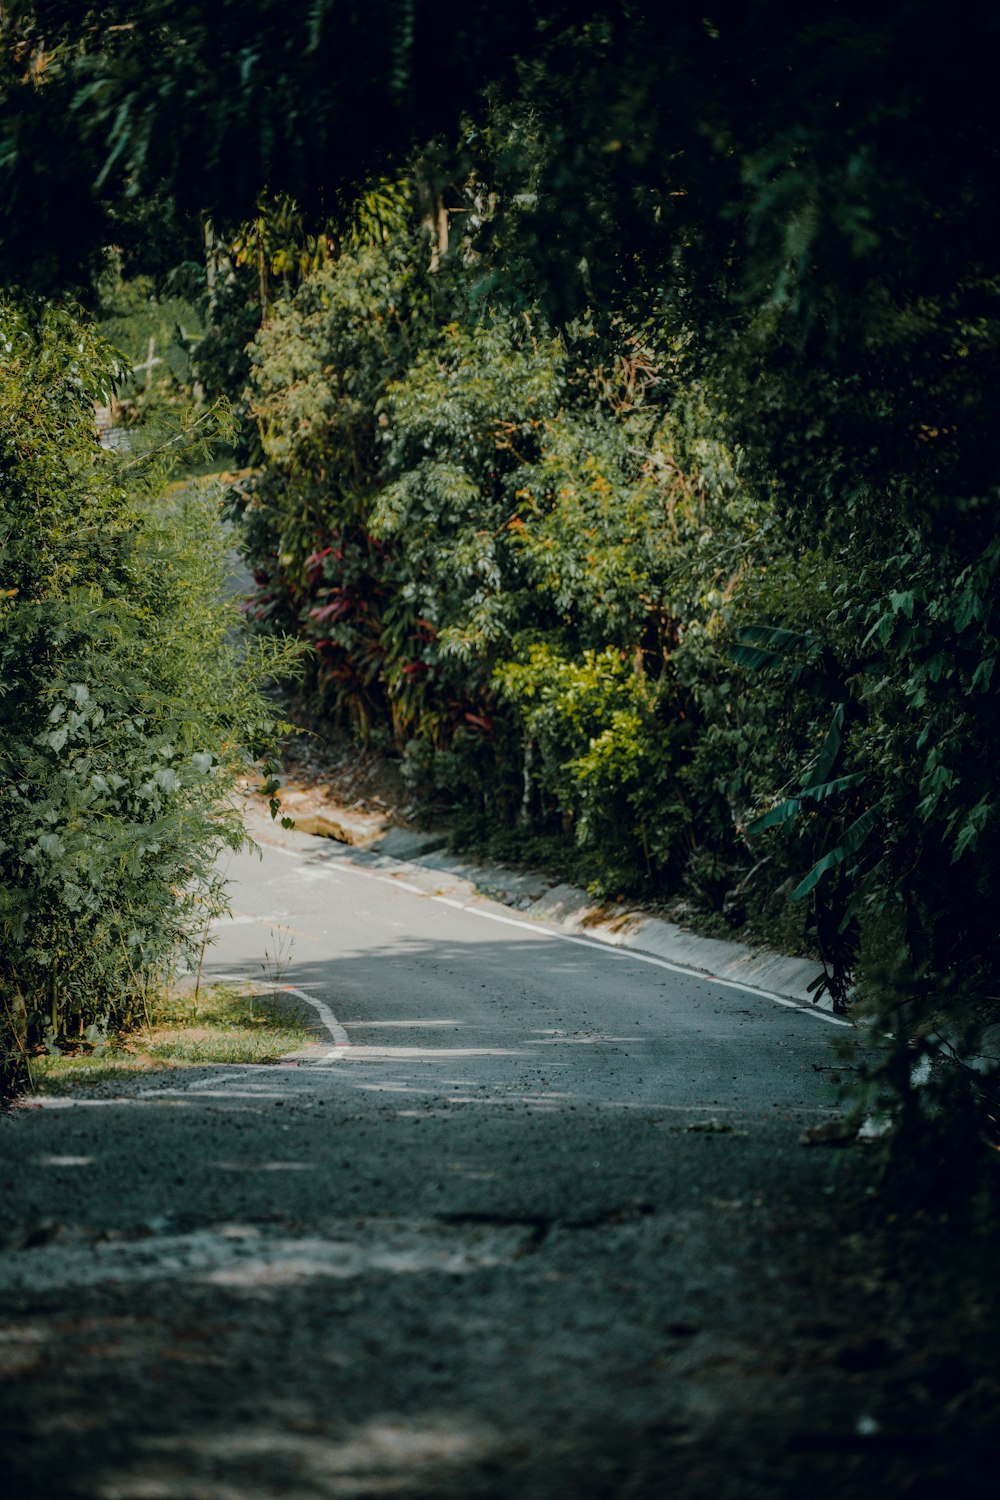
(438, 903), (854, 1027)
(210, 973), (349, 1059)
(253, 837), (853, 1029)
(322, 861), (400, 886)
(599, 947), (850, 1025)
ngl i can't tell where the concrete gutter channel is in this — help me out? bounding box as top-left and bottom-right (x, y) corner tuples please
(262, 794), (846, 1026)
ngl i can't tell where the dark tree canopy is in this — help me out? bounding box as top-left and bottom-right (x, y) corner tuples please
(1, 0), (587, 292)
(4, 0), (1000, 322)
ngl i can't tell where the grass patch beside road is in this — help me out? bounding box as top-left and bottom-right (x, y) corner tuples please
(28, 984), (313, 1094)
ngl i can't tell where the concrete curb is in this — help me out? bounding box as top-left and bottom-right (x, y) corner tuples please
(403, 855), (838, 1016)
(251, 801), (841, 1021)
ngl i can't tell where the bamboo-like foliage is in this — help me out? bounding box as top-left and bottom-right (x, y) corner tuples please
(0, 296), (290, 1092)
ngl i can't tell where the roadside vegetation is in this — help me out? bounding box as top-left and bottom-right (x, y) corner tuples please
(1, 2), (999, 1201)
(0, 295), (293, 1099)
(25, 982), (312, 1095)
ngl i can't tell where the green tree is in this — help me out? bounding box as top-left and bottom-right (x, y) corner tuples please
(0, 295), (287, 1091)
(6, 0), (1000, 1178)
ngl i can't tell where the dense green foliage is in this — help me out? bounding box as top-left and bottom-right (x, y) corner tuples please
(3, 1), (1000, 1187)
(0, 297), (286, 1093)
(96, 267), (204, 408)
(230, 152), (1000, 1184)
(0, 0), (558, 294)
(231, 213), (757, 900)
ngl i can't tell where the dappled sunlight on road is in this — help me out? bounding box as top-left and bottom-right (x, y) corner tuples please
(526, 1033), (644, 1045)
(340, 1046), (527, 1060)
(209, 1160), (316, 1172)
(0, 1219), (539, 1296)
(342, 1018), (466, 1028)
(94, 1416), (501, 1500)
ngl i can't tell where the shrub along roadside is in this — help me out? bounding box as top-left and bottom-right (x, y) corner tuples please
(0, 295), (292, 1098)
(230, 191), (1000, 1198)
(234, 226), (757, 903)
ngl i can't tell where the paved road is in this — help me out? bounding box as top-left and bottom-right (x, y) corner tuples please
(1, 817), (970, 1499)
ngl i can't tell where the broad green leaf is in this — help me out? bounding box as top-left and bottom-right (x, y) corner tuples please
(747, 770), (865, 834)
(747, 797), (802, 834)
(804, 703), (846, 789)
(792, 803), (882, 900)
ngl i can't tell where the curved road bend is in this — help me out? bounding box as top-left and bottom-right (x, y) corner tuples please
(0, 816), (949, 1500)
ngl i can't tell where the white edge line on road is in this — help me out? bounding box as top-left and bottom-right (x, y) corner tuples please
(428, 899), (851, 1026)
(210, 972), (350, 1060)
(251, 837), (853, 1030)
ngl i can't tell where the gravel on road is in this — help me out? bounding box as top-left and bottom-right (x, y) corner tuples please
(1, 818), (996, 1499)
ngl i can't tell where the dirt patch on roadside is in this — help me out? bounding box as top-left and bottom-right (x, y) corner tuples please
(577, 903), (645, 936)
(272, 702), (415, 825)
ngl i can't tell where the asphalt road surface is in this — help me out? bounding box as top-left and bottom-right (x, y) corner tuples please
(1, 816), (987, 1499)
